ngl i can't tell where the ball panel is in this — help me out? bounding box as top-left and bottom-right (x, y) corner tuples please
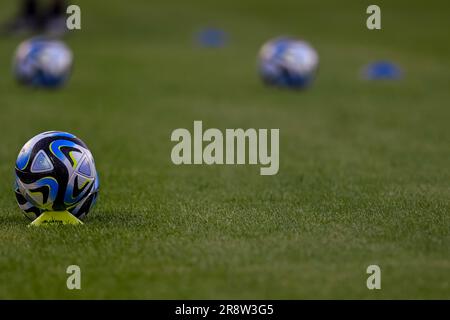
(14, 179), (43, 220)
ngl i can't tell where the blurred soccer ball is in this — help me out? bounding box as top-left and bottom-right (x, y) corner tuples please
(13, 37), (73, 88)
(14, 131), (99, 220)
(258, 37), (319, 89)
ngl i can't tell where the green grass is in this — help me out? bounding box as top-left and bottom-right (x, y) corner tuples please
(0, 0), (449, 299)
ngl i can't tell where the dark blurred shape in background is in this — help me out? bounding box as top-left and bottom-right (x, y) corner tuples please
(3, 0), (67, 36)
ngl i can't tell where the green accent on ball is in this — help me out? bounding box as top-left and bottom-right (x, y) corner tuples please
(28, 211), (83, 227)
(69, 151), (79, 168)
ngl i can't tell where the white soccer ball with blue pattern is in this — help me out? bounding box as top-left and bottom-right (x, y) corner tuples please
(13, 37), (73, 88)
(258, 37), (319, 89)
(14, 131), (99, 220)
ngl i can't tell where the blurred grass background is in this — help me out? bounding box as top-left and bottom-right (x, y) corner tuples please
(0, 0), (448, 298)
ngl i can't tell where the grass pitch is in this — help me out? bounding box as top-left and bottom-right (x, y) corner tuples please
(0, 0), (449, 299)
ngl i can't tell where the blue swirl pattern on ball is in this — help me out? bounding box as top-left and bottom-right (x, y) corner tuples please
(14, 131), (99, 220)
(258, 37), (319, 89)
(13, 37), (73, 88)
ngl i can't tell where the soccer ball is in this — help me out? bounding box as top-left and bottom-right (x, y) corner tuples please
(14, 131), (99, 220)
(13, 37), (73, 88)
(258, 37), (319, 89)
